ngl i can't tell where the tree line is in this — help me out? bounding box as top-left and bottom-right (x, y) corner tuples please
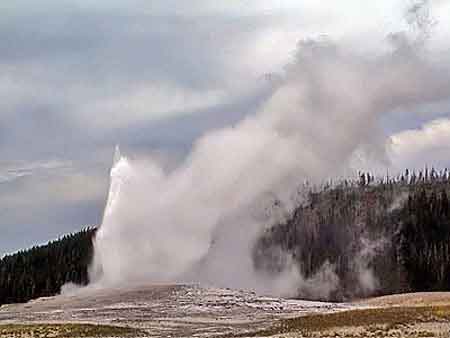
(0, 228), (95, 305)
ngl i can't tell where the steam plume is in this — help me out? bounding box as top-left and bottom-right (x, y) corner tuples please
(89, 11), (450, 297)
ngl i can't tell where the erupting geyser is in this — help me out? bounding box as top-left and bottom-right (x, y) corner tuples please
(89, 11), (450, 297)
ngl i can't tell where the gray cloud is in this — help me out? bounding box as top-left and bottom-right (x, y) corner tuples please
(0, 5), (287, 254)
(0, 162), (107, 255)
(0, 8), (284, 147)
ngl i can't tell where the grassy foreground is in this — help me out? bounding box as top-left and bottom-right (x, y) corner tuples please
(238, 305), (450, 337)
(0, 323), (146, 338)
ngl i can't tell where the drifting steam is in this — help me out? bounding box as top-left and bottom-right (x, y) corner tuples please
(89, 4), (450, 297)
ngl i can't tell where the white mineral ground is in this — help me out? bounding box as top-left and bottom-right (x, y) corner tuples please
(3, 285), (450, 337)
(0, 284), (352, 337)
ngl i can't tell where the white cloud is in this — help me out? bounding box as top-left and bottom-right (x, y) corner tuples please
(0, 160), (72, 184)
(390, 118), (450, 170)
(0, 160), (106, 207)
(77, 85), (228, 129)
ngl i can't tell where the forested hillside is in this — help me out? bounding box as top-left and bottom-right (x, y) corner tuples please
(0, 228), (95, 306)
(254, 168), (450, 301)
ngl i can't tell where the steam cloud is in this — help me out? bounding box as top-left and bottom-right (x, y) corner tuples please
(89, 3), (450, 297)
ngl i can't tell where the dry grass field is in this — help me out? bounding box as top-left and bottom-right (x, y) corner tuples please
(237, 292), (450, 338)
(0, 323), (145, 338)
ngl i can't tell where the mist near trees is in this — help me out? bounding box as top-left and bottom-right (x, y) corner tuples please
(255, 169), (450, 300)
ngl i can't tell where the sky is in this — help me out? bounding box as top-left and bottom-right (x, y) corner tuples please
(1, 0), (450, 255)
